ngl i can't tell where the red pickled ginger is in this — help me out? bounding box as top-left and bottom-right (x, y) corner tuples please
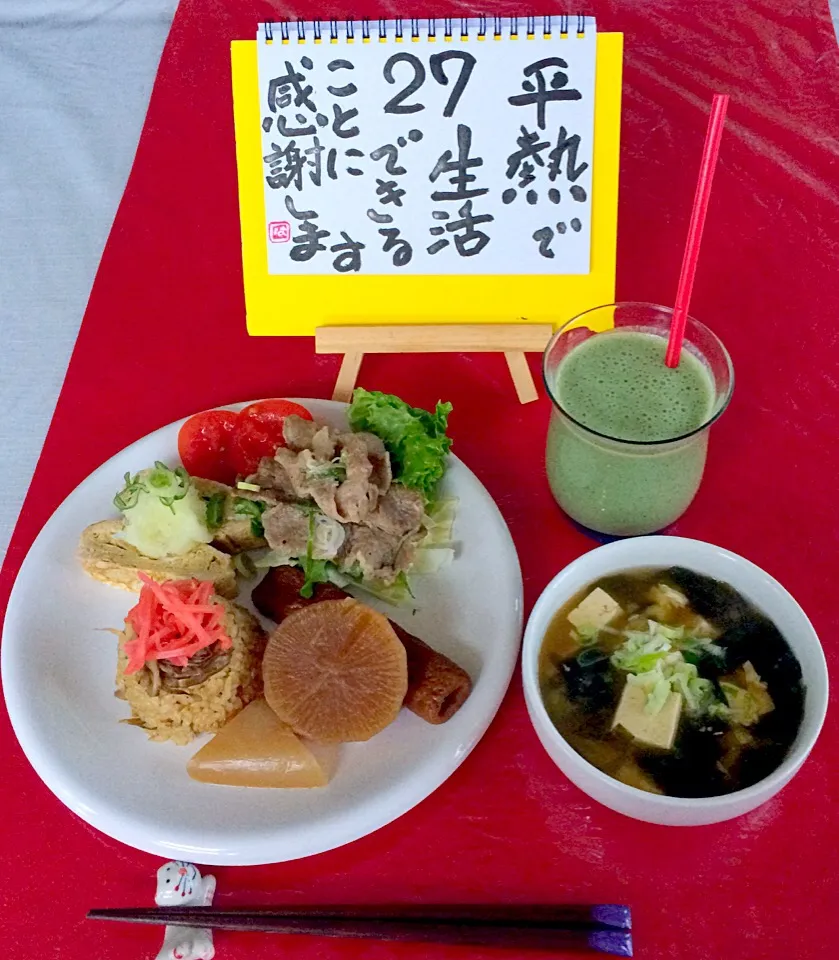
(123, 573), (232, 675)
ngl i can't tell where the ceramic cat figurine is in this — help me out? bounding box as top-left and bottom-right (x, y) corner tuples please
(154, 861), (216, 960)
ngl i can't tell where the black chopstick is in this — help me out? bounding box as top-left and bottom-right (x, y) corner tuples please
(88, 904), (632, 957)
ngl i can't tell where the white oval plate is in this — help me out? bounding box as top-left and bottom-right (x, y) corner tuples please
(2, 400), (522, 865)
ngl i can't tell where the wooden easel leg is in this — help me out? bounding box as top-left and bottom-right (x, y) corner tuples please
(332, 352), (363, 402)
(504, 351), (539, 404)
(317, 326), (551, 405)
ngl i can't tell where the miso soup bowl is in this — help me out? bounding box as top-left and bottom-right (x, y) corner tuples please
(522, 536), (828, 826)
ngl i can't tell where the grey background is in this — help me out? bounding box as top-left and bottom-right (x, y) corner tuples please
(0, 0), (178, 562)
(0, 0), (837, 563)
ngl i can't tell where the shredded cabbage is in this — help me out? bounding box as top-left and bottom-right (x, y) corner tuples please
(647, 676), (672, 715)
(680, 636), (726, 663)
(341, 570), (414, 605)
(248, 492), (458, 605)
(655, 583), (688, 606)
(611, 632), (672, 674)
(421, 497), (458, 544)
(576, 624), (601, 646)
(612, 619), (728, 718)
(252, 548), (293, 569)
(627, 666), (672, 715)
(650, 621), (686, 642)
(667, 662), (718, 715)
(404, 496), (459, 578)
(720, 670), (773, 726)
(249, 514), (343, 565)
(409, 546), (456, 574)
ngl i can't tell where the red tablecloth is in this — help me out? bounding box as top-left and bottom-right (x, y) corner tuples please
(2, 1), (838, 958)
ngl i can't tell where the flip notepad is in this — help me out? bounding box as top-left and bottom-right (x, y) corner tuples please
(231, 16), (623, 334)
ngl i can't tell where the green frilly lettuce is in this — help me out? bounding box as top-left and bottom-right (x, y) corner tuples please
(348, 388), (452, 500)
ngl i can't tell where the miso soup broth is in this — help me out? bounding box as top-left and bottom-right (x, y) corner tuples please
(538, 567), (805, 798)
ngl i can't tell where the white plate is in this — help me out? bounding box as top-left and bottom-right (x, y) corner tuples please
(2, 400), (522, 865)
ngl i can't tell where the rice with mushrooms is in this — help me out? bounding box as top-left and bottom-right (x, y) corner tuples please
(115, 597), (266, 745)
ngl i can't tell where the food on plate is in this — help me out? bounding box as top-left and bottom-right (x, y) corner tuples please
(79, 519), (238, 598)
(263, 599), (408, 742)
(254, 418), (427, 588)
(539, 567), (804, 797)
(187, 698), (336, 787)
(347, 388), (452, 500)
(78, 462), (240, 597)
(245, 392), (456, 600)
(82, 392), (467, 786)
(89, 391), (456, 606)
(253, 565), (472, 724)
(178, 409), (239, 485)
(191, 477), (268, 553)
(112, 462), (214, 559)
(116, 575), (266, 744)
(177, 401), (314, 484)
(230, 399), (314, 477)
(175, 390), (455, 600)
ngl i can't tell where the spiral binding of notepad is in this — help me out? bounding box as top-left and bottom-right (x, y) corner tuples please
(262, 15), (591, 44)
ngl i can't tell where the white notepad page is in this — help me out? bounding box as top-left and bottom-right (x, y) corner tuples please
(256, 17), (597, 276)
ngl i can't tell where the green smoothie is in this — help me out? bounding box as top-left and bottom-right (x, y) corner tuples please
(546, 330), (717, 535)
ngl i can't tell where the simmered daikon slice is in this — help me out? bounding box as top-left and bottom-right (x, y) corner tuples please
(187, 699), (334, 788)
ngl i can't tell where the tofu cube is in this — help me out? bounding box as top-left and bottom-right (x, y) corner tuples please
(612, 683), (682, 751)
(567, 587), (622, 631)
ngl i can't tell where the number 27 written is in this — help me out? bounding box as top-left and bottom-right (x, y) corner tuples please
(383, 51), (476, 117)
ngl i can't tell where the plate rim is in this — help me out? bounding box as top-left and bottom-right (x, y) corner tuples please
(2, 398), (523, 865)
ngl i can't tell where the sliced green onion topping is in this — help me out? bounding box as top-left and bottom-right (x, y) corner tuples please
(113, 471), (145, 511)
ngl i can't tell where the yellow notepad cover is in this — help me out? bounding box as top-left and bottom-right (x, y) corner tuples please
(231, 33), (623, 335)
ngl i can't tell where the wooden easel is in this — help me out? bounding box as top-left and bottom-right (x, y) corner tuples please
(315, 324), (553, 405)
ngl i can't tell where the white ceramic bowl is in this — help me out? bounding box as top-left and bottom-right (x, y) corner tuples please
(522, 536), (828, 826)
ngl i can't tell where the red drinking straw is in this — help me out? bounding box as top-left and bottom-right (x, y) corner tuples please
(665, 94), (730, 368)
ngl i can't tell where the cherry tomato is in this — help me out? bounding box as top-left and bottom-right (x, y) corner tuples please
(229, 399), (313, 477)
(177, 409), (239, 484)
